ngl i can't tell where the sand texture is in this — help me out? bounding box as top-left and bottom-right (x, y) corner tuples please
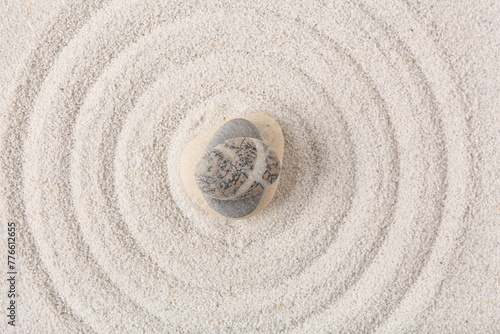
(1, 0), (499, 333)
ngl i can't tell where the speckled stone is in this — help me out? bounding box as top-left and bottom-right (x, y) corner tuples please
(195, 137), (281, 200)
(200, 118), (268, 218)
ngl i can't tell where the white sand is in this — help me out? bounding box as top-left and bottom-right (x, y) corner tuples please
(1, 0), (499, 332)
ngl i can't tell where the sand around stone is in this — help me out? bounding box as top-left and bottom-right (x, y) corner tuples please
(181, 114), (284, 219)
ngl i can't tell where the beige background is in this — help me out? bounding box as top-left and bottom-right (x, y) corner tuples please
(1, 0), (499, 332)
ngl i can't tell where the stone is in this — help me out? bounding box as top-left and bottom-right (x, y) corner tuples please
(180, 113), (284, 220)
(198, 119), (267, 218)
(195, 137), (281, 200)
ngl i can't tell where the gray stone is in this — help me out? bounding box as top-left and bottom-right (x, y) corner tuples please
(198, 118), (270, 218)
(206, 118), (263, 150)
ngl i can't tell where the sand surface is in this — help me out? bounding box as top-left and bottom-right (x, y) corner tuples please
(1, 0), (499, 332)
